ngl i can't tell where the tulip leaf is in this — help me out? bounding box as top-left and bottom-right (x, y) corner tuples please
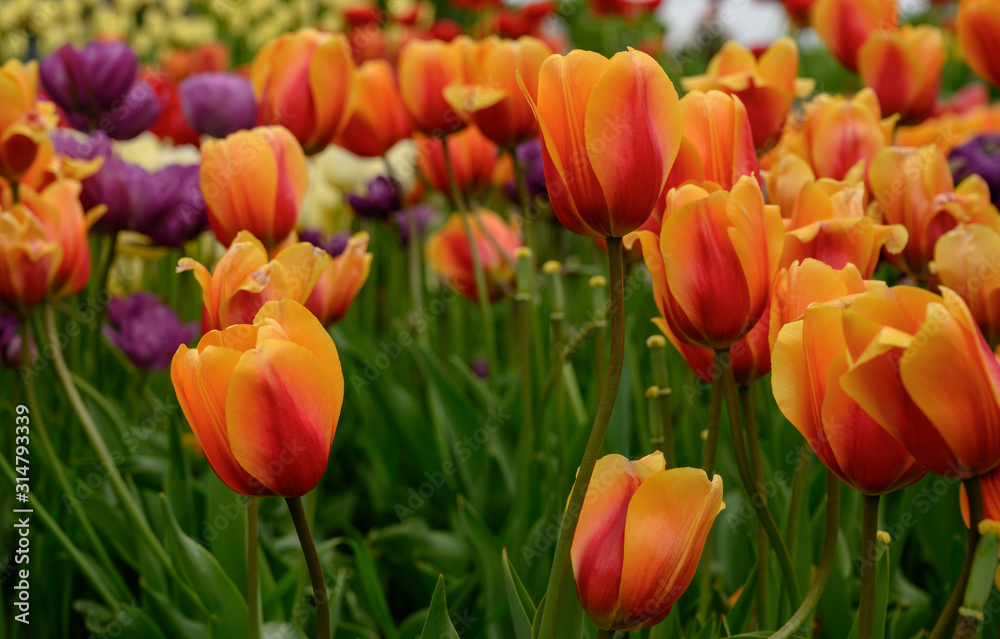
(501, 548), (535, 639)
(347, 538), (401, 639)
(724, 561), (758, 635)
(420, 574), (461, 639)
(139, 580), (210, 639)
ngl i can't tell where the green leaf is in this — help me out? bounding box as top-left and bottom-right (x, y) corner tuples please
(724, 562), (758, 636)
(530, 570), (584, 639)
(502, 548), (535, 639)
(347, 538), (401, 639)
(420, 574), (460, 639)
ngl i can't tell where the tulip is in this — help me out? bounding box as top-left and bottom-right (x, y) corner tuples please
(142, 69), (202, 148)
(178, 230), (330, 333)
(779, 0), (816, 26)
(346, 176), (402, 220)
(443, 36), (553, 147)
(665, 91), (759, 191)
(764, 154), (817, 218)
(839, 286), (1000, 477)
(299, 230), (351, 257)
(417, 126), (498, 203)
(506, 138), (547, 201)
(868, 145), (1000, 280)
(933, 224), (1000, 346)
(104, 292), (197, 371)
(425, 209), (522, 301)
(588, 0), (661, 19)
(626, 177), (783, 349)
(811, 0), (898, 72)
(772, 302), (926, 494)
(161, 42), (230, 82)
(571, 452), (724, 631)
(39, 42), (163, 140)
(521, 47), (682, 238)
(0, 59), (55, 184)
(0, 313), (35, 369)
(951, 134), (1000, 208)
(304, 232), (372, 326)
(336, 60), (412, 158)
(0, 180), (101, 313)
(858, 25), (945, 124)
(398, 37), (473, 136)
(957, 0), (1000, 89)
(179, 72), (257, 139)
(171, 299), (344, 496)
(682, 39), (816, 148)
(252, 29), (356, 155)
(200, 126), (309, 250)
(896, 103), (1000, 156)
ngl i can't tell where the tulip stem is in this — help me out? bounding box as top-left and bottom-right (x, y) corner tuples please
(384, 156), (426, 345)
(771, 471), (842, 639)
(248, 496), (260, 639)
(702, 355), (724, 476)
(859, 493), (881, 639)
(536, 238), (626, 639)
(597, 629), (615, 639)
(928, 475), (984, 639)
(648, 340), (674, 467)
(440, 136), (498, 376)
(11, 180), (19, 203)
(721, 348), (801, 611)
(287, 496), (330, 639)
(740, 384), (769, 629)
(511, 147), (537, 258)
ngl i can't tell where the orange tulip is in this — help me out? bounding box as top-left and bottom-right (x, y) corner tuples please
(682, 38), (816, 148)
(839, 286), (1000, 478)
(398, 37), (473, 136)
(811, 0), (898, 72)
(957, 0), (1000, 89)
(417, 126), (498, 202)
(336, 59), (412, 158)
(571, 453), (724, 631)
(200, 126), (309, 251)
(772, 302), (926, 494)
(781, 178), (908, 278)
(178, 230), (330, 333)
(443, 35), (553, 147)
(665, 91), (759, 191)
(171, 299), (343, 497)
(0, 59), (55, 184)
(425, 209), (522, 301)
(764, 154), (817, 218)
(251, 29), (356, 155)
(304, 231), (372, 326)
(867, 145), (1000, 280)
(521, 47), (683, 238)
(626, 177), (784, 349)
(0, 180), (101, 313)
(895, 103), (1000, 156)
(933, 224), (1000, 346)
(858, 25), (945, 123)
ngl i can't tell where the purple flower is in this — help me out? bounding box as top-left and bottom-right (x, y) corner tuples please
(346, 176), (401, 220)
(0, 314), (35, 370)
(40, 42), (163, 140)
(394, 204), (436, 246)
(470, 359), (489, 379)
(951, 134), (1000, 208)
(102, 293), (197, 371)
(178, 72), (257, 139)
(300, 229), (352, 257)
(505, 138), (547, 203)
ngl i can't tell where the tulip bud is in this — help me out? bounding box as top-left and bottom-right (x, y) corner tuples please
(957, 0), (1000, 90)
(398, 37), (474, 136)
(336, 60), (412, 158)
(933, 224), (1000, 347)
(179, 72), (257, 139)
(811, 0), (898, 72)
(425, 209), (522, 301)
(858, 25), (945, 124)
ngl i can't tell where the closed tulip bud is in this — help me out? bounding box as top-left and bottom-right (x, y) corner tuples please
(179, 72), (257, 139)
(443, 35), (553, 147)
(0, 180), (101, 313)
(811, 0), (898, 72)
(858, 25), (945, 123)
(772, 302), (927, 494)
(839, 286), (1000, 478)
(868, 145), (1000, 280)
(957, 0), (1000, 90)
(665, 90), (759, 191)
(0, 59), (55, 184)
(398, 37), (474, 136)
(782, 178), (908, 277)
(417, 126), (498, 202)
(425, 209), (522, 301)
(304, 231), (372, 326)
(933, 224), (1000, 346)
(251, 29), (356, 155)
(336, 60), (412, 158)
(682, 39), (816, 149)
(626, 177), (783, 349)
(200, 126), (309, 250)
(171, 299), (344, 497)
(572, 453), (724, 631)
(521, 47), (683, 238)
(178, 230), (330, 333)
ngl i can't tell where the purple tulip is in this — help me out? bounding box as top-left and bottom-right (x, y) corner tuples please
(951, 134), (1000, 208)
(346, 176), (402, 220)
(300, 229), (352, 257)
(178, 72), (256, 138)
(505, 137), (547, 203)
(102, 293), (197, 371)
(394, 204), (436, 246)
(40, 42), (162, 140)
(0, 314), (35, 370)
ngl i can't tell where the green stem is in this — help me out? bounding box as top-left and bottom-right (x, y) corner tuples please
(859, 493), (881, 639)
(740, 384), (768, 629)
(545, 263), (568, 477)
(11, 180), (19, 203)
(248, 496), (260, 639)
(721, 349), (801, 611)
(648, 339), (674, 467)
(597, 629), (615, 639)
(702, 354), (724, 477)
(929, 476), (984, 639)
(287, 496), (330, 639)
(384, 156), (426, 346)
(771, 471), (842, 639)
(440, 136), (497, 376)
(511, 147), (537, 258)
(537, 238), (626, 639)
